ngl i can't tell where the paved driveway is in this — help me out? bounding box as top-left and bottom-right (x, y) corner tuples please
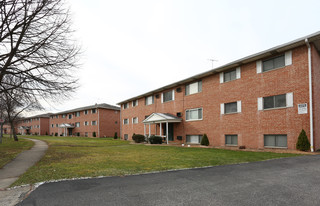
(19, 155), (320, 206)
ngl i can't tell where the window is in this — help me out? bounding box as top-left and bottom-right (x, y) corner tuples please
(132, 100), (138, 107)
(124, 134), (128, 140)
(264, 135), (287, 148)
(84, 110), (88, 115)
(75, 112), (80, 117)
(75, 122), (80, 127)
(186, 108), (203, 121)
(51, 124), (54, 128)
(224, 69), (236, 82)
(221, 101), (241, 114)
(84, 121), (89, 126)
(85, 132), (88, 137)
(123, 103), (129, 109)
(186, 81), (202, 95)
(263, 55), (285, 72)
(263, 94), (286, 109)
(56, 115), (58, 118)
(92, 121), (97, 126)
(56, 124), (58, 127)
(62, 114), (66, 118)
(68, 114), (72, 119)
(123, 119), (129, 125)
(186, 135), (202, 144)
(132, 117), (138, 124)
(225, 135), (238, 146)
(92, 109), (96, 114)
(162, 90), (174, 103)
(220, 67), (241, 83)
(225, 102), (238, 114)
(145, 95), (154, 105)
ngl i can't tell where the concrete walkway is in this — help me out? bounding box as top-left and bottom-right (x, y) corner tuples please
(0, 138), (48, 206)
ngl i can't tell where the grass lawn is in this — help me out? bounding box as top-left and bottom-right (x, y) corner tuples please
(12, 135), (301, 186)
(0, 135), (34, 168)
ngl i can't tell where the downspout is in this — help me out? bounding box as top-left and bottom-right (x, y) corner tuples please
(120, 106), (122, 140)
(305, 38), (314, 152)
(97, 108), (100, 138)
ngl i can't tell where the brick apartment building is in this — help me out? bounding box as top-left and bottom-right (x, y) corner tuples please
(118, 31), (320, 151)
(3, 113), (51, 135)
(49, 103), (120, 138)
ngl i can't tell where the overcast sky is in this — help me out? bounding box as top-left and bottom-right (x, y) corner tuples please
(39, 0), (320, 114)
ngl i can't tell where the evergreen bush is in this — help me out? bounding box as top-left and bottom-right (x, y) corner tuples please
(114, 132), (118, 139)
(132, 134), (145, 143)
(201, 134), (209, 146)
(93, 132), (96, 137)
(55, 132), (58, 136)
(149, 135), (163, 144)
(296, 129), (310, 151)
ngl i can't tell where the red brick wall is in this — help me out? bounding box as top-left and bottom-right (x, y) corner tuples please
(312, 44), (320, 150)
(16, 118), (49, 135)
(121, 45), (314, 150)
(49, 108), (120, 138)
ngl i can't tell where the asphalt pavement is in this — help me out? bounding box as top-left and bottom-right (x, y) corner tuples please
(19, 154), (320, 206)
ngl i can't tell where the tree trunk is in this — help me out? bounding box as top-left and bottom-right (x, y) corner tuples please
(11, 122), (18, 141)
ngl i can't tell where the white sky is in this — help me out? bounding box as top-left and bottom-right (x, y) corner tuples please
(39, 0), (320, 114)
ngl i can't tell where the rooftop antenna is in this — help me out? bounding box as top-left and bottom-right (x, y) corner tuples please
(208, 59), (218, 69)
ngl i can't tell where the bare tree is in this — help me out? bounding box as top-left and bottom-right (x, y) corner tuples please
(0, 85), (42, 141)
(0, 0), (80, 99)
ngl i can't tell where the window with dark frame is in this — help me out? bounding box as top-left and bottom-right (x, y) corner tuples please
(123, 103), (129, 109)
(163, 90), (173, 102)
(145, 95), (154, 105)
(132, 100), (138, 107)
(225, 102), (237, 114)
(263, 94), (286, 109)
(264, 135), (287, 148)
(186, 135), (202, 144)
(224, 69), (236, 82)
(262, 55), (285, 72)
(225, 135), (238, 145)
(123, 119), (129, 125)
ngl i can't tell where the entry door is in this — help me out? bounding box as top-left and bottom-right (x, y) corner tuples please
(68, 128), (73, 136)
(163, 123), (174, 141)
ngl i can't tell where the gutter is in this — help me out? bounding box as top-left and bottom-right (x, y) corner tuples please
(305, 38), (314, 152)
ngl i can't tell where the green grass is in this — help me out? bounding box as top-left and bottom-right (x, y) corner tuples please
(12, 135), (301, 186)
(0, 135), (34, 168)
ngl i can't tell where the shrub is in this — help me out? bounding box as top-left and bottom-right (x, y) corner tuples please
(45, 132), (48, 136)
(132, 134), (145, 143)
(149, 135), (163, 144)
(114, 132), (118, 139)
(201, 134), (209, 146)
(55, 133), (58, 136)
(93, 132), (96, 137)
(296, 129), (310, 151)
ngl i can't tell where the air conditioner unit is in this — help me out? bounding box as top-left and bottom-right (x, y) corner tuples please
(176, 87), (182, 93)
(155, 94), (160, 99)
(176, 112), (182, 117)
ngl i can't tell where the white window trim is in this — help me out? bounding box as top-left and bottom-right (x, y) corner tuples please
(257, 51), (291, 74)
(132, 117), (138, 124)
(162, 90), (175, 103)
(185, 108), (203, 121)
(123, 119), (129, 125)
(186, 81), (202, 96)
(145, 95), (154, 105)
(221, 101), (241, 114)
(258, 92), (293, 111)
(220, 67), (241, 84)
(91, 121), (97, 126)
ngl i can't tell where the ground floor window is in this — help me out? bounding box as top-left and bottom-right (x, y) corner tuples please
(264, 135), (287, 148)
(124, 134), (128, 140)
(225, 135), (238, 146)
(186, 135), (202, 144)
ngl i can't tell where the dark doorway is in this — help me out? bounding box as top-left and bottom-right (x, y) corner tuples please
(163, 123), (174, 141)
(68, 128), (73, 136)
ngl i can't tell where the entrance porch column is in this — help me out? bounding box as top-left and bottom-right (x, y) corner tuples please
(148, 124), (151, 137)
(160, 123), (162, 136)
(144, 124), (146, 137)
(166, 121), (169, 144)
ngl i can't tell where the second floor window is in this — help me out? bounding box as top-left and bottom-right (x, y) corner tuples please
(263, 94), (286, 109)
(162, 90), (174, 103)
(186, 81), (202, 95)
(123, 103), (129, 109)
(263, 55), (285, 72)
(145, 95), (154, 105)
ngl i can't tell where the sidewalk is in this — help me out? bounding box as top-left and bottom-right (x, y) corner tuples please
(0, 138), (48, 205)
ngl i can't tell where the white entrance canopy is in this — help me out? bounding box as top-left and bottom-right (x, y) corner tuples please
(143, 113), (182, 144)
(58, 124), (75, 137)
(143, 113), (182, 124)
(58, 123), (75, 128)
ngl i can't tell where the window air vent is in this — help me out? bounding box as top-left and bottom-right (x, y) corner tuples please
(176, 87), (182, 93)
